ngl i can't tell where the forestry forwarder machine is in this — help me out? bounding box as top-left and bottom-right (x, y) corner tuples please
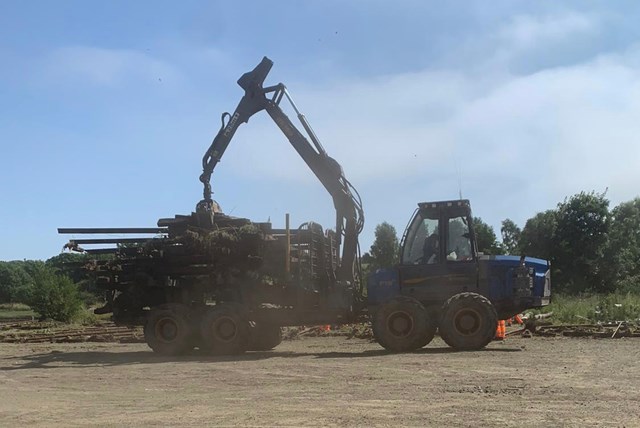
(59, 57), (551, 356)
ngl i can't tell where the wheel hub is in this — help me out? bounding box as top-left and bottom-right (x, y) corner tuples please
(454, 308), (481, 336)
(214, 316), (238, 342)
(155, 317), (179, 343)
(387, 311), (414, 337)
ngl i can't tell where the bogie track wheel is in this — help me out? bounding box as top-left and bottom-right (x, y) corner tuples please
(144, 304), (194, 356)
(247, 323), (283, 351)
(439, 292), (498, 351)
(373, 296), (434, 352)
(200, 305), (250, 356)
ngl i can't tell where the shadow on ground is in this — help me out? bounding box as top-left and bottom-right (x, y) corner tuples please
(0, 342), (522, 371)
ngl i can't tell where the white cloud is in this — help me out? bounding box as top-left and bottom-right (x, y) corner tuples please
(220, 69), (474, 182)
(453, 48), (640, 202)
(45, 46), (181, 85)
(498, 13), (597, 51)
(220, 30), (640, 233)
(446, 11), (602, 76)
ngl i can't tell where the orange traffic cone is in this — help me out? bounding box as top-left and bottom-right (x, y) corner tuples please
(495, 320), (506, 340)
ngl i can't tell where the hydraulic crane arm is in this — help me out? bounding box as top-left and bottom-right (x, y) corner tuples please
(198, 57), (364, 287)
(199, 58), (274, 203)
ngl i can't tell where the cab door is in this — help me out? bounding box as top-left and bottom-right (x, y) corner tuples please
(397, 206), (449, 301)
(442, 211), (479, 294)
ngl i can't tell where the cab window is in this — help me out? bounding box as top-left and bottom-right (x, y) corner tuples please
(401, 210), (439, 264)
(446, 216), (472, 261)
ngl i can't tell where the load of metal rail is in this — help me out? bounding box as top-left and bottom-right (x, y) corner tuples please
(59, 207), (341, 326)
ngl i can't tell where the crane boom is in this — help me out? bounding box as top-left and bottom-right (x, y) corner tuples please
(198, 57), (364, 287)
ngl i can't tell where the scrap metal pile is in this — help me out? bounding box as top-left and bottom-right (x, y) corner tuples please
(520, 321), (640, 339)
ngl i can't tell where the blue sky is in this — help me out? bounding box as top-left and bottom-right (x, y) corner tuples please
(2, 1), (640, 261)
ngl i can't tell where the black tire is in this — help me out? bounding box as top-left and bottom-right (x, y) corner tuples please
(373, 296), (433, 352)
(439, 292), (498, 351)
(247, 323), (283, 351)
(144, 304), (193, 356)
(185, 305), (210, 351)
(200, 304), (250, 355)
(423, 307), (438, 347)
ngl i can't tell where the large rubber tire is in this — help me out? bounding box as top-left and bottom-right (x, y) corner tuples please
(439, 292), (498, 351)
(185, 305), (210, 351)
(373, 296), (434, 352)
(423, 307), (438, 347)
(144, 304), (193, 356)
(200, 304), (250, 356)
(247, 323), (283, 351)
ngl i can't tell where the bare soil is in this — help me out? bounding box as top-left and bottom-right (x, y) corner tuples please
(1, 336), (639, 427)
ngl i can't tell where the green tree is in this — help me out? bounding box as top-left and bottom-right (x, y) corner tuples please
(554, 191), (611, 293)
(46, 253), (89, 282)
(519, 210), (558, 260)
(46, 253), (105, 304)
(500, 219), (521, 254)
(369, 222), (400, 270)
(21, 259), (45, 274)
(27, 265), (83, 322)
(0, 261), (36, 303)
(473, 217), (503, 255)
(607, 198), (640, 285)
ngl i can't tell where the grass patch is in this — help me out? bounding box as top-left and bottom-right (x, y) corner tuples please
(0, 303), (109, 324)
(534, 293), (640, 324)
(74, 309), (101, 326)
(0, 303), (37, 319)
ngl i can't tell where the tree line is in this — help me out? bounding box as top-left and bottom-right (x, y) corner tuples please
(364, 191), (640, 295)
(0, 253), (95, 321)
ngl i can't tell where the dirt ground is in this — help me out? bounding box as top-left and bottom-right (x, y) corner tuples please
(0, 336), (638, 427)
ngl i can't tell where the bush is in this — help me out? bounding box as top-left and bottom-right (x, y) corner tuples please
(74, 309), (100, 326)
(0, 261), (35, 303)
(538, 293), (640, 324)
(27, 266), (83, 322)
(616, 275), (640, 294)
(595, 293), (640, 322)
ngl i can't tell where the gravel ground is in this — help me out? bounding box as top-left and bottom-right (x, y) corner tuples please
(1, 336), (639, 427)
